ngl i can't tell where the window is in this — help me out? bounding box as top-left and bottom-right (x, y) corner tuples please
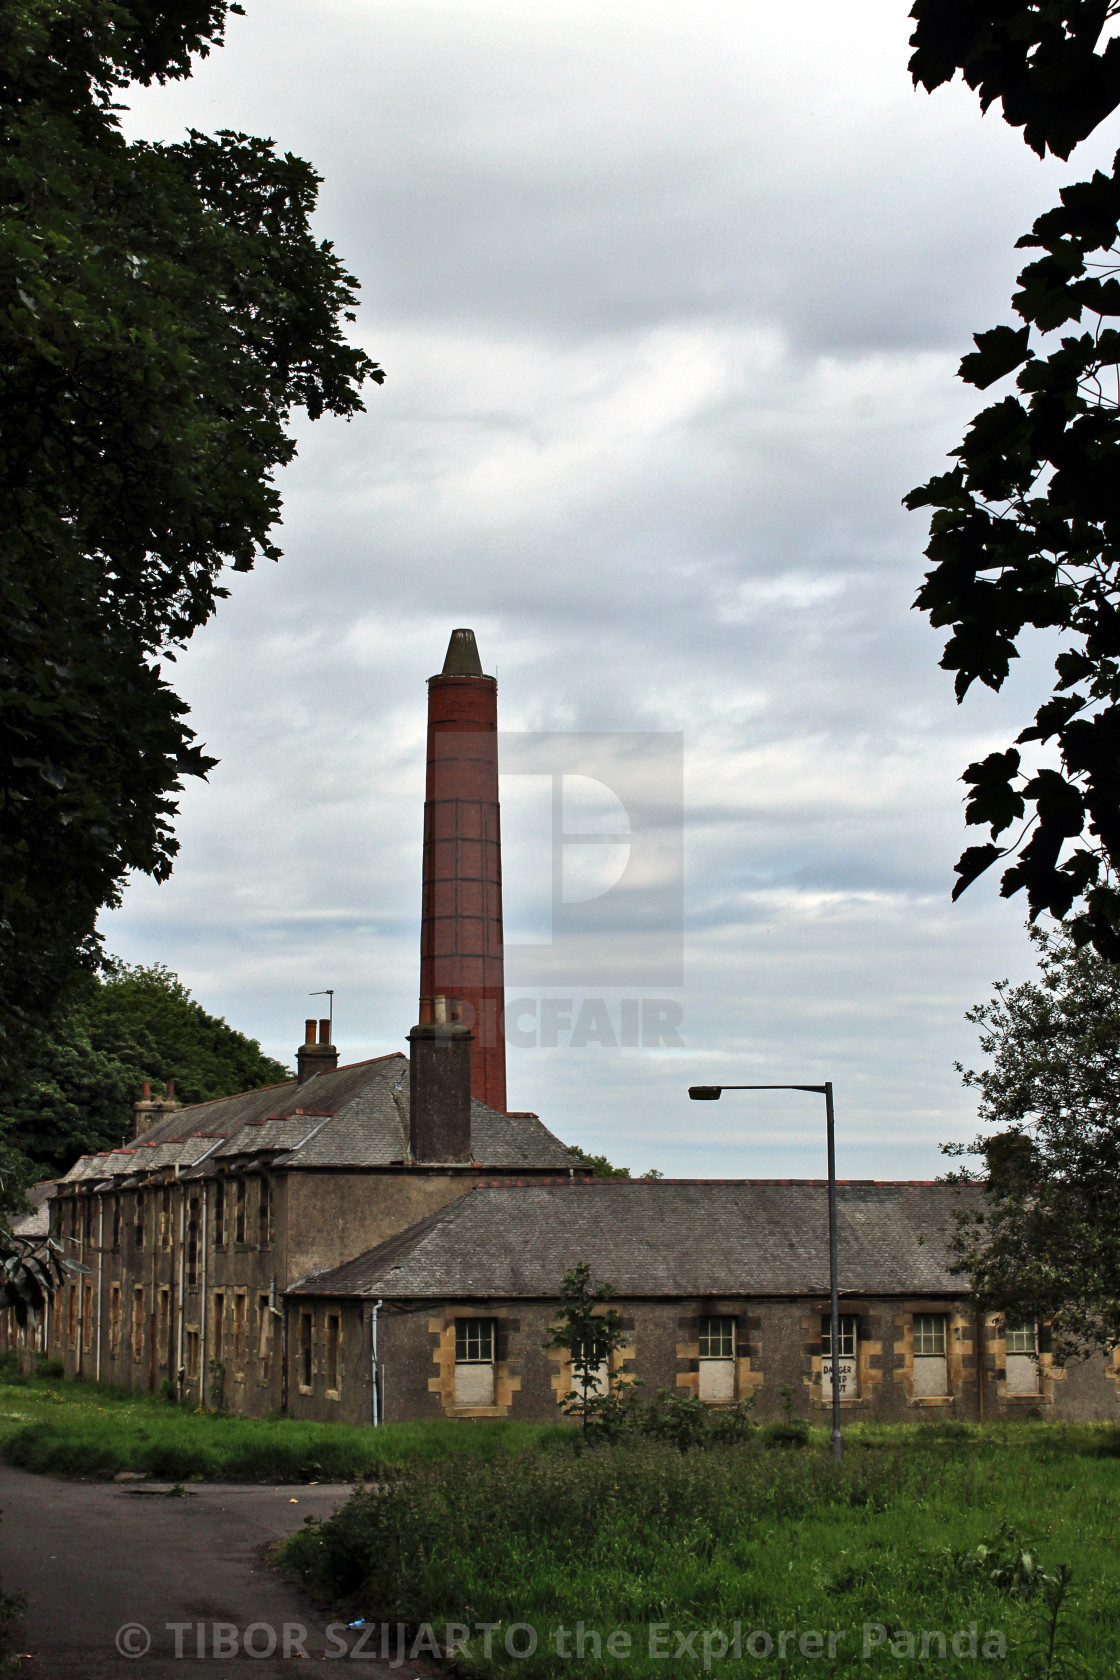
(299, 1312), (313, 1390)
(572, 1334), (610, 1398)
(912, 1314), (949, 1398)
(821, 1314), (859, 1400)
(111, 1197), (121, 1251)
(233, 1293), (246, 1372)
(109, 1285), (121, 1356)
(213, 1181), (225, 1248)
(1005, 1321), (1039, 1395)
(53, 1297), (61, 1347)
(132, 1287), (144, 1362)
(82, 1198), (92, 1244)
(67, 1284), (77, 1348)
(186, 1329), (200, 1382)
(234, 1179), (246, 1246)
(160, 1187), (172, 1251)
(158, 1288), (170, 1368)
(212, 1293), (225, 1365)
(258, 1296), (273, 1381)
(83, 1283), (94, 1353)
(135, 1192), (145, 1250)
(258, 1177), (272, 1250)
(186, 1198), (199, 1287)
(325, 1314), (341, 1395)
(454, 1318), (496, 1406)
(697, 1316), (736, 1402)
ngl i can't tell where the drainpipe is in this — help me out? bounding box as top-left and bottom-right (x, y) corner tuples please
(199, 1181), (209, 1403)
(77, 1197), (85, 1378)
(370, 1299), (383, 1426)
(280, 1306), (289, 1416)
(176, 1178), (186, 1401)
(95, 1197), (104, 1384)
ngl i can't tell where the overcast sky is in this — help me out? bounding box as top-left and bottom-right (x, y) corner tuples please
(107, 0), (1116, 1178)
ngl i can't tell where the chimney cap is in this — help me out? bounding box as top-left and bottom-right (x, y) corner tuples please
(441, 628), (485, 678)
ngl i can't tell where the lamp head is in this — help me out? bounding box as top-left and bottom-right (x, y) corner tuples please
(688, 1086), (722, 1100)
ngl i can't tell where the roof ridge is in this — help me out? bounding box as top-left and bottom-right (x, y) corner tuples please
(163, 1052), (405, 1117)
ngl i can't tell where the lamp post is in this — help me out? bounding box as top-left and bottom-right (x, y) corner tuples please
(688, 1080), (842, 1461)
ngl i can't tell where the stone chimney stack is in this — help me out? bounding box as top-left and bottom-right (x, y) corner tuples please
(134, 1079), (181, 1138)
(297, 1017), (339, 1085)
(419, 627), (507, 1112)
(408, 1019), (473, 1163)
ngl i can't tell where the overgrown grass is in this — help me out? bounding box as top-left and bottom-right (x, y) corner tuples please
(282, 1423), (1120, 1678)
(0, 1375), (562, 1482)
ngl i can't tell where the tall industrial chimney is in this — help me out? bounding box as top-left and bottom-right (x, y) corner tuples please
(418, 628), (507, 1112)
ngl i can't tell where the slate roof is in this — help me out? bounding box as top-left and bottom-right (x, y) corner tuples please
(12, 1180), (57, 1240)
(57, 1054), (577, 1184)
(289, 1179), (978, 1300)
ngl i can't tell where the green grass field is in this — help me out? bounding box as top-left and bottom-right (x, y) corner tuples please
(0, 1373), (562, 1481)
(281, 1422), (1120, 1679)
(3, 1374), (1118, 1676)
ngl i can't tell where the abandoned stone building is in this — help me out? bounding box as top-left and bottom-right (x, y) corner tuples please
(34, 631), (1120, 1423)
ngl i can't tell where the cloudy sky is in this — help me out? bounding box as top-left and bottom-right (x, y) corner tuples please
(108, 0), (1115, 1178)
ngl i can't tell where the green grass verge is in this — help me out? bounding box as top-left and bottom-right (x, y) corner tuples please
(281, 1422), (1120, 1678)
(0, 1376), (563, 1481)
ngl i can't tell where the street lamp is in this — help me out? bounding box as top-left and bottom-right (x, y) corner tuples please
(689, 1081), (843, 1461)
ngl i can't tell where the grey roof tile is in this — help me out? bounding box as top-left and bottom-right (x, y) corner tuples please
(57, 1054), (578, 1181)
(290, 1179), (979, 1300)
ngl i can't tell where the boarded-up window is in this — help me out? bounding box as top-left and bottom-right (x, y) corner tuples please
(160, 1187), (172, 1251)
(212, 1293), (225, 1365)
(67, 1284), (77, 1348)
(83, 1283), (94, 1353)
(186, 1198), (199, 1287)
(213, 1181), (225, 1248)
(573, 1335), (609, 1399)
(698, 1316), (736, 1403)
(186, 1329), (200, 1381)
(1005, 1321), (1039, 1394)
(132, 1288), (144, 1362)
(234, 1179), (246, 1246)
(159, 1288), (170, 1368)
(258, 1296), (273, 1380)
(233, 1294), (246, 1371)
(112, 1196), (121, 1251)
(135, 1192), (145, 1250)
(258, 1177), (272, 1249)
(109, 1285), (121, 1355)
(325, 1314), (341, 1395)
(299, 1312), (313, 1389)
(454, 1318), (496, 1406)
(912, 1314), (948, 1397)
(821, 1314), (859, 1400)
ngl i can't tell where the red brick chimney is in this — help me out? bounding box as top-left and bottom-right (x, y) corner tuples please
(418, 628), (507, 1112)
(297, 1018), (338, 1085)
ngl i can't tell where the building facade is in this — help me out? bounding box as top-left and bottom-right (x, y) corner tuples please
(32, 629), (1120, 1424)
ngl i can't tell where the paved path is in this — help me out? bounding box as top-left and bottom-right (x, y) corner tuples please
(0, 1464), (436, 1677)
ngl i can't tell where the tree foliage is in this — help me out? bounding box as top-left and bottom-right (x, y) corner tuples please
(0, 0), (382, 1055)
(946, 922), (1120, 1353)
(543, 1263), (635, 1430)
(906, 2), (1120, 956)
(0, 960), (291, 1179)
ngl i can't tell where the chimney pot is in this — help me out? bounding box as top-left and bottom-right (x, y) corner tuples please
(433, 994), (447, 1025)
(164, 1080), (174, 1101)
(141, 1080), (150, 1100)
(304, 1019), (316, 1045)
(318, 1018), (331, 1045)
